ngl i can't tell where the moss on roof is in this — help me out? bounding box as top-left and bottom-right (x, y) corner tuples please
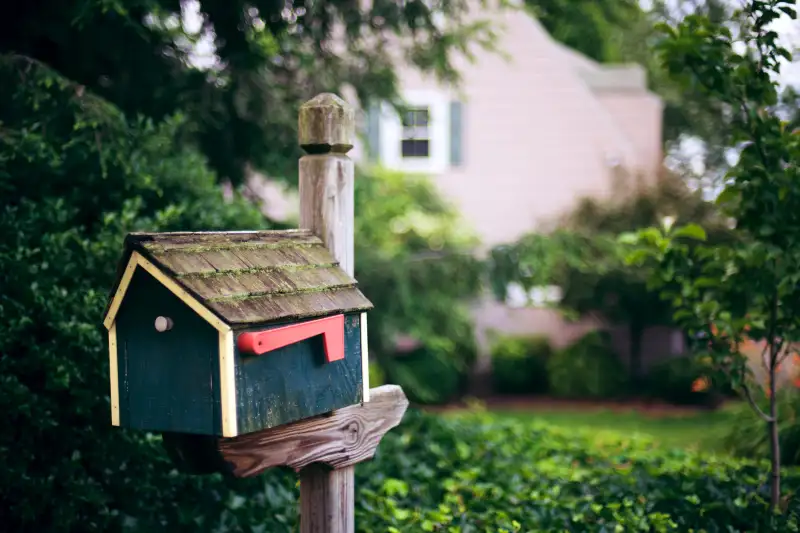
(105, 230), (372, 326)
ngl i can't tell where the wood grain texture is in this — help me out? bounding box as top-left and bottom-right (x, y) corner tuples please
(233, 314), (363, 434)
(105, 232), (372, 328)
(298, 93), (355, 154)
(300, 465), (355, 533)
(299, 155), (355, 276)
(108, 324), (120, 426)
(103, 255), (140, 329)
(296, 93), (359, 533)
(218, 329), (237, 437)
(216, 385), (407, 477)
(129, 229), (319, 248)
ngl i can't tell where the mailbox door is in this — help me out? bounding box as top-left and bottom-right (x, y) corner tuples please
(116, 268), (222, 435)
(233, 313), (363, 434)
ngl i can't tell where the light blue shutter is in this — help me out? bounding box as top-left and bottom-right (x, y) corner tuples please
(449, 100), (463, 166)
(366, 103), (381, 162)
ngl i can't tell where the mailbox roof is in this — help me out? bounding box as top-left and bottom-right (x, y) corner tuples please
(105, 230), (373, 327)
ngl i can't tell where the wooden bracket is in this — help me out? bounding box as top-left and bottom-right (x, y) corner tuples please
(237, 314), (345, 362)
(162, 385), (409, 477)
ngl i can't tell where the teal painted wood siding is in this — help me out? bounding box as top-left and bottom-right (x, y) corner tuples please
(449, 100), (463, 166)
(234, 313), (363, 434)
(116, 269), (222, 435)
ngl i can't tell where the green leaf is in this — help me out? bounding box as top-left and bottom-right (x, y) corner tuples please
(672, 224), (707, 241)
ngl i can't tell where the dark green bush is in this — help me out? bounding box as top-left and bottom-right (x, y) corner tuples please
(724, 389), (800, 467)
(354, 410), (800, 532)
(491, 335), (551, 394)
(547, 330), (629, 398)
(0, 54), (288, 533)
(383, 345), (464, 405)
(647, 355), (725, 407)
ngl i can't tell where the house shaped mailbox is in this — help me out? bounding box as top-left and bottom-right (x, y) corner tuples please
(102, 230), (373, 438)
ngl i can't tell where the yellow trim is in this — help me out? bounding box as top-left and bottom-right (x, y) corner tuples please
(103, 251), (229, 334)
(103, 257), (138, 330)
(109, 324), (120, 426)
(218, 330), (238, 437)
(361, 312), (370, 403)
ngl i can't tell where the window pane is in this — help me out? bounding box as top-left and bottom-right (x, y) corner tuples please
(400, 106), (430, 159)
(402, 110), (415, 127)
(401, 139), (416, 157)
(401, 139), (430, 158)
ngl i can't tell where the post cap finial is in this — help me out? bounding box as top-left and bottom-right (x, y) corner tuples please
(298, 93), (355, 154)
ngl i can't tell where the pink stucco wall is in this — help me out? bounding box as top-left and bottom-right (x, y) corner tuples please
(595, 91), (664, 181)
(384, 6), (662, 250)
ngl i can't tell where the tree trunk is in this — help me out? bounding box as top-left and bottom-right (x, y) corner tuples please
(629, 322), (645, 390)
(768, 346), (781, 511)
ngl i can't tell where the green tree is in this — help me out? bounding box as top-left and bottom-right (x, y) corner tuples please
(626, 0), (799, 510)
(525, 0), (643, 62)
(489, 174), (728, 383)
(0, 0), (497, 184)
(355, 167), (483, 403)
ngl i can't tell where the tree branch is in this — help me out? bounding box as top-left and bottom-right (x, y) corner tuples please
(741, 382), (775, 422)
(777, 344), (794, 366)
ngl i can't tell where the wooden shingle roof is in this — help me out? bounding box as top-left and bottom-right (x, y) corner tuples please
(105, 230), (372, 327)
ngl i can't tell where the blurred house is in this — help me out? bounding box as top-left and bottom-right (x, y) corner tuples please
(349, 3), (680, 378)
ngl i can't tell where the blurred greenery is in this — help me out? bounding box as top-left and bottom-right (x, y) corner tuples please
(490, 334), (552, 395)
(484, 405), (738, 452)
(646, 355), (728, 408)
(724, 390), (800, 467)
(547, 331), (629, 399)
(0, 0), (498, 185)
(355, 167), (482, 405)
(489, 174), (732, 383)
(626, 0), (800, 510)
(358, 409), (800, 531)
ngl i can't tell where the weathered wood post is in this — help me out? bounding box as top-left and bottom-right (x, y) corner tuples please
(298, 93), (358, 532)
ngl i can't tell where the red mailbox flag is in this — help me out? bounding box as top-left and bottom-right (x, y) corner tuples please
(237, 314), (345, 362)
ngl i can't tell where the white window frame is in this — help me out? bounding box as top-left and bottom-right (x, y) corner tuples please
(401, 107), (431, 159)
(379, 89), (451, 175)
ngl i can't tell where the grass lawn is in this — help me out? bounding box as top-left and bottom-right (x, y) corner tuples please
(445, 402), (741, 452)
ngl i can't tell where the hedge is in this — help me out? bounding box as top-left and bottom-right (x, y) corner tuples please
(491, 334), (552, 395)
(548, 330), (629, 399)
(353, 410), (800, 532)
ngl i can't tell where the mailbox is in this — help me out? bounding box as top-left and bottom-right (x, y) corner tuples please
(102, 230), (372, 437)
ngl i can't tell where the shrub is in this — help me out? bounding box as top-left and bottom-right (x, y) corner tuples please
(354, 410), (800, 531)
(353, 167), (482, 406)
(547, 330), (628, 398)
(369, 361), (386, 388)
(647, 355), (725, 407)
(383, 345), (464, 405)
(491, 335), (551, 394)
(0, 55), (284, 533)
(724, 389), (800, 467)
